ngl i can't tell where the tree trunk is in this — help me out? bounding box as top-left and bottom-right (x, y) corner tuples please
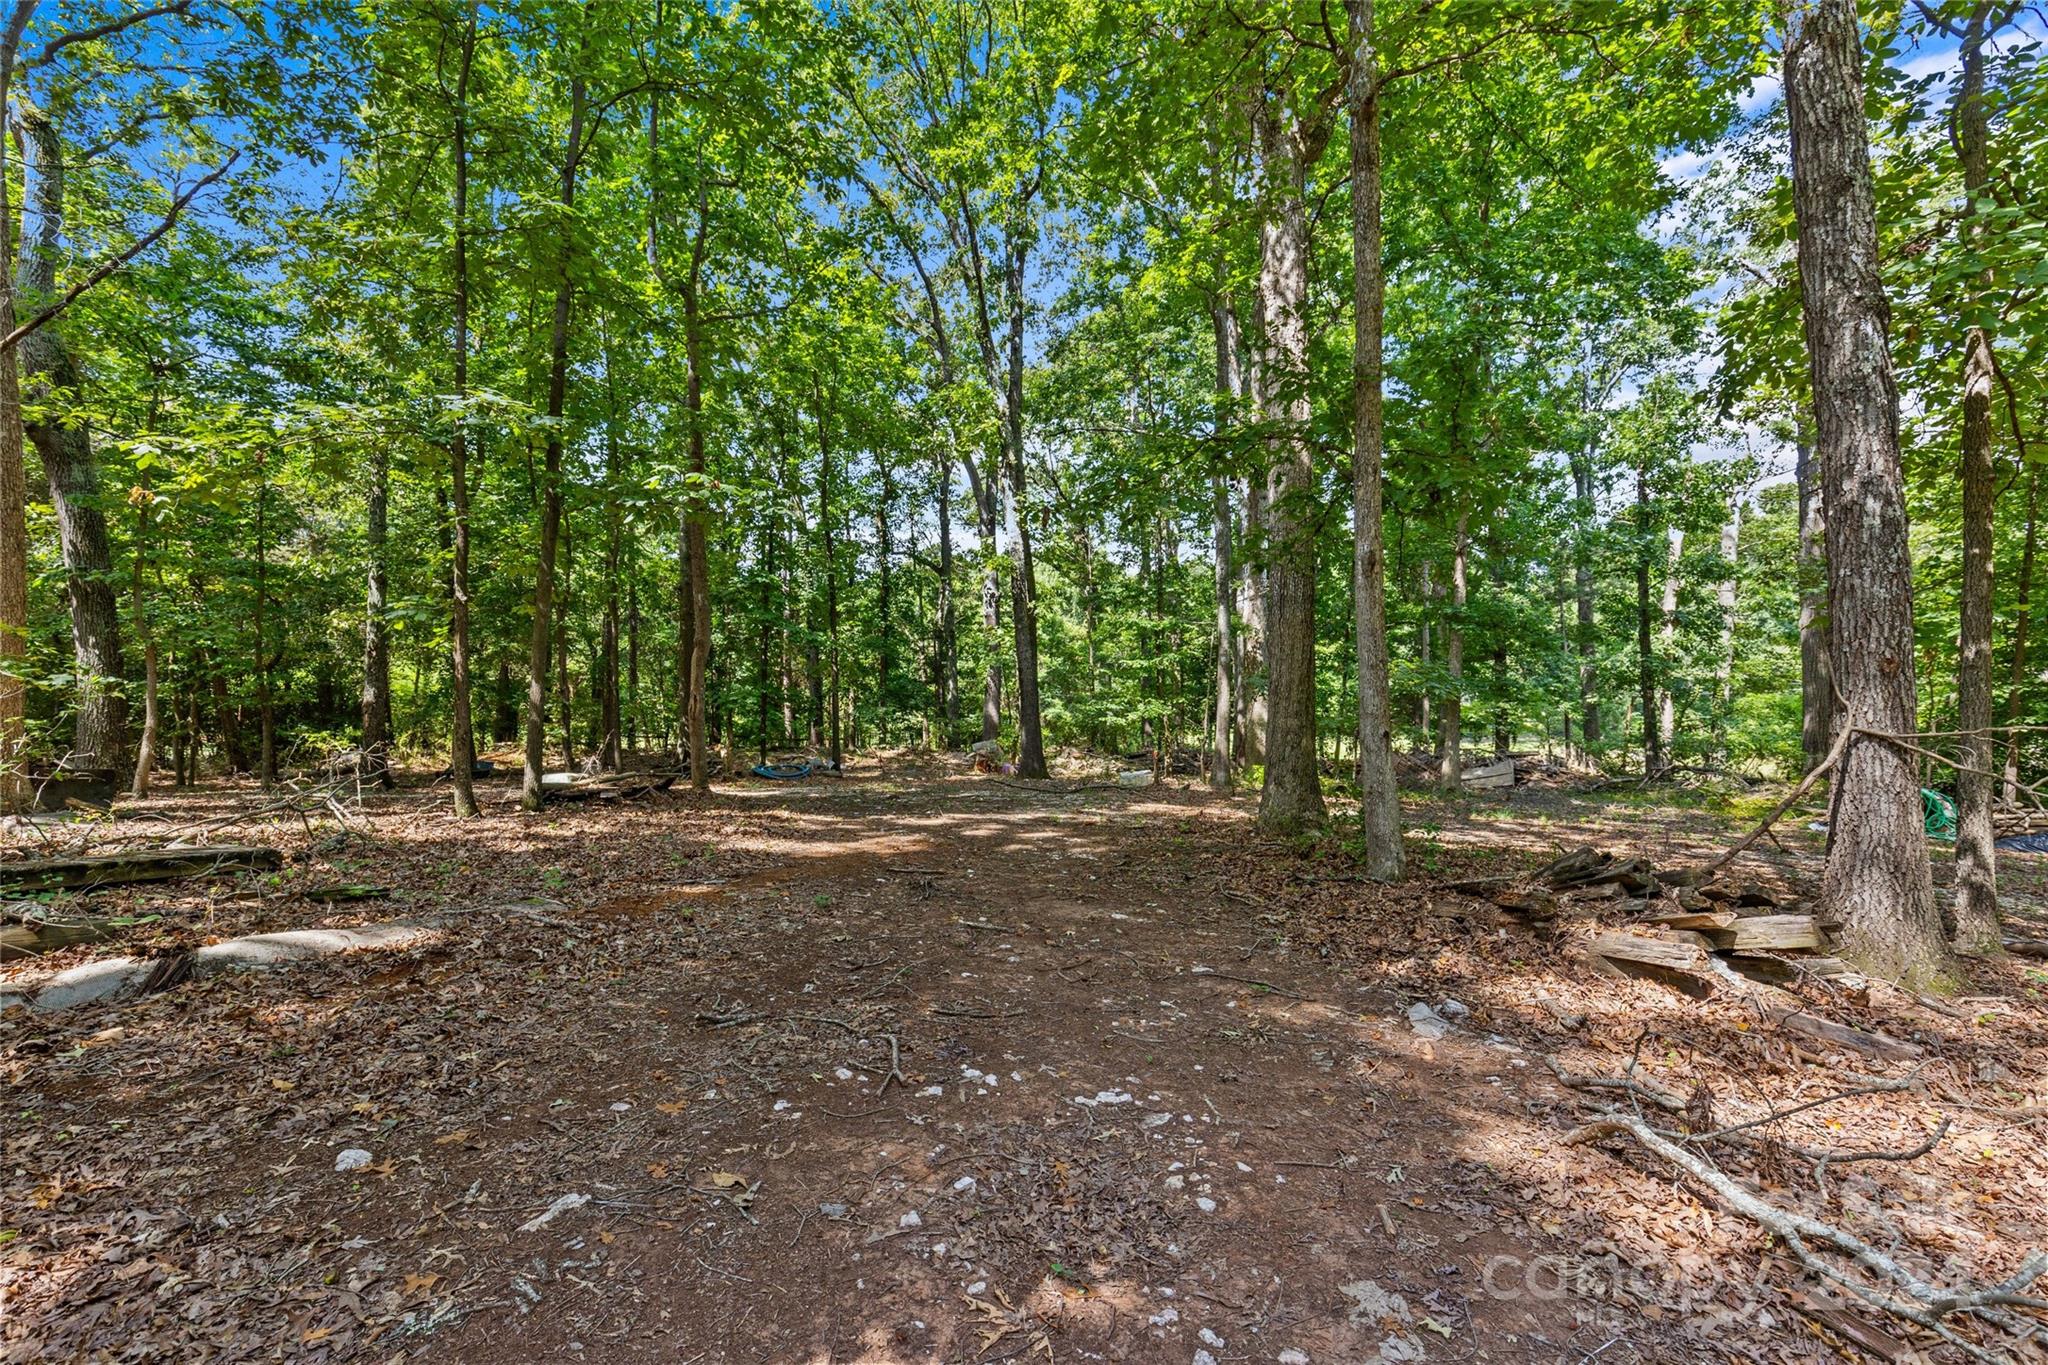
(1714, 499), (1741, 760)
(19, 107), (124, 770)
(361, 438), (394, 786)
(556, 521), (576, 769)
(0, 11), (28, 811)
(1951, 2), (2000, 954)
(1795, 431), (1833, 773)
(521, 74), (583, 811)
(2004, 466), (2037, 803)
(1438, 514), (1467, 792)
(1786, 0), (1954, 987)
(1571, 447), (1601, 750)
(445, 4), (479, 817)
(681, 194), (713, 793)
(935, 450), (959, 743)
(1250, 94), (1328, 832)
(1346, 0), (1401, 876)
(817, 394), (842, 772)
(128, 476), (158, 798)
(1635, 466), (1660, 777)
(254, 462), (275, 787)
(1657, 526), (1682, 758)
(1001, 228), (1048, 780)
(600, 348), (623, 771)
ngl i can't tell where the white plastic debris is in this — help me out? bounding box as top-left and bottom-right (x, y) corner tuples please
(1406, 1002), (1450, 1040)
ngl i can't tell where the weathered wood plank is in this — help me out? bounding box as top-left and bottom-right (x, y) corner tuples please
(0, 845), (281, 894)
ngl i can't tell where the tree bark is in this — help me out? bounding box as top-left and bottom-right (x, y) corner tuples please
(0, 7), (30, 811)
(445, 2), (479, 817)
(1795, 431), (1833, 773)
(18, 106), (124, 770)
(1571, 445), (1601, 750)
(1347, 0), (1401, 876)
(1438, 514), (1467, 792)
(521, 74), (583, 811)
(1000, 225), (1048, 779)
(361, 437), (393, 786)
(817, 391), (842, 772)
(1714, 499), (1741, 760)
(1250, 91), (1328, 832)
(1951, 1), (2000, 954)
(1785, 0), (1954, 987)
(1635, 465), (1660, 777)
(1657, 526), (1683, 758)
(2004, 465), (2037, 803)
(128, 473), (158, 797)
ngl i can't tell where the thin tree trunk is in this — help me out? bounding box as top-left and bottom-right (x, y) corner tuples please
(255, 461), (275, 787)
(1636, 466), (1660, 777)
(445, 2), (479, 817)
(521, 74), (583, 811)
(1001, 228), (1048, 779)
(600, 344), (623, 771)
(817, 393), (842, 772)
(1714, 499), (1741, 760)
(1951, 0), (2000, 953)
(128, 473), (158, 797)
(681, 192), (713, 792)
(1571, 446), (1601, 750)
(935, 450), (959, 743)
(2004, 466), (2037, 803)
(361, 438), (394, 786)
(1657, 526), (1683, 758)
(1786, 0), (1953, 986)
(1346, 0), (1401, 874)
(556, 522), (576, 769)
(1438, 514), (1467, 792)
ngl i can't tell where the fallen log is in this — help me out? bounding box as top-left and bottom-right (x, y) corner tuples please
(0, 908), (131, 962)
(0, 845), (281, 894)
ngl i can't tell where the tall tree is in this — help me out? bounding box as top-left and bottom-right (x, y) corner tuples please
(1785, 0), (1954, 986)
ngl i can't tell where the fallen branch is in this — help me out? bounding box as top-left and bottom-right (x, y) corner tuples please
(1704, 723), (1849, 877)
(1565, 1112), (2046, 1361)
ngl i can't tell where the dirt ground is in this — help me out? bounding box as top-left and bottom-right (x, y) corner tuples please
(4, 755), (2047, 1363)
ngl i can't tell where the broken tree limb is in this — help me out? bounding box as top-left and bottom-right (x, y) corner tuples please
(1703, 721), (1851, 877)
(0, 844), (281, 894)
(1564, 1110), (2047, 1362)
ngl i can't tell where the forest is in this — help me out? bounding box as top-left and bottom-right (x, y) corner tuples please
(3, 2), (2048, 1363)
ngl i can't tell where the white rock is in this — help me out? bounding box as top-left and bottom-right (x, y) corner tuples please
(898, 1210), (922, 1228)
(1439, 998), (1469, 1019)
(1195, 1196), (1218, 1213)
(334, 1148), (373, 1173)
(1149, 1306), (1180, 1327)
(1199, 1327), (1226, 1347)
(1194, 1352), (1217, 1365)
(519, 1192), (590, 1233)
(834, 1067), (855, 1081)
(952, 1176), (978, 1194)
(918, 1085), (944, 1097)
(1278, 1351), (1312, 1365)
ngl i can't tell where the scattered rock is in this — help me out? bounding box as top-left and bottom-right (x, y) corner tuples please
(519, 1192), (590, 1233)
(334, 1148), (372, 1174)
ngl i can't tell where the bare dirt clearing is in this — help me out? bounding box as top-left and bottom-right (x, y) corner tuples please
(4, 761), (2046, 1362)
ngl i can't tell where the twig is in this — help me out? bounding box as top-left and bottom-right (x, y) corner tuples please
(1188, 966), (1305, 999)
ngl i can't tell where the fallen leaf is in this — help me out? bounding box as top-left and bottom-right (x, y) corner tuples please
(647, 1162), (669, 1179)
(433, 1129), (473, 1146)
(270, 1078), (296, 1092)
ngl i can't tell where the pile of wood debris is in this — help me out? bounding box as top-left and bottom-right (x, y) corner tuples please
(1458, 847), (1926, 1062)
